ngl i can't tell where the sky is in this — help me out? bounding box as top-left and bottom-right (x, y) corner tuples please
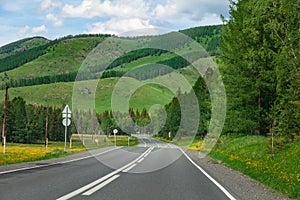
(0, 0), (230, 46)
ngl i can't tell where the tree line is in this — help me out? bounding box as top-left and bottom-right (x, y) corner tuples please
(221, 0), (299, 151)
(158, 77), (211, 139)
(0, 97), (71, 143)
(158, 0), (299, 153)
(0, 72), (79, 90)
(0, 96), (151, 144)
(179, 25), (223, 55)
(101, 55), (191, 79)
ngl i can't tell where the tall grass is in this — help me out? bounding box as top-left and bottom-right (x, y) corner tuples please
(209, 135), (300, 199)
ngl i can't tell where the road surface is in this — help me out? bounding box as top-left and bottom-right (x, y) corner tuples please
(0, 137), (236, 200)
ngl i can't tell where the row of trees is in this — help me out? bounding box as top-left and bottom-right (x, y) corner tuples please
(158, 77), (211, 139)
(0, 96), (152, 144)
(106, 48), (168, 70)
(0, 97), (70, 143)
(157, 0), (299, 152)
(101, 56), (191, 80)
(179, 25), (223, 55)
(0, 72), (79, 90)
(221, 0), (299, 150)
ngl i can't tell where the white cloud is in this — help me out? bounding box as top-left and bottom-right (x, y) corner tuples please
(151, 0), (227, 27)
(87, 18), (154, 35)
(17, 25), (48, 37)
(46, 13), (63, 27)
(18, 25), (31, 37)
(32, 25), (48, 34)
(198, 13), (223, 26)
(40, 0), (61, 11)
(62, 0), (149, 19)
(59, 0), (228, 35)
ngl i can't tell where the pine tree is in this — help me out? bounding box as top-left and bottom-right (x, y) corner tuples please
(221, 0), (277, 135)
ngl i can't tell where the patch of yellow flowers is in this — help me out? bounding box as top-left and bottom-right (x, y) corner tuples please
(0, 144), (86, 165)
(214, 148), (300, 186)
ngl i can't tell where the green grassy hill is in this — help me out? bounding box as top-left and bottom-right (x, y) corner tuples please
(0, 25), (222, 112)
(0, 36), (105, 80)
(0, 36), (49, 59)
(0, 77), (174, 113)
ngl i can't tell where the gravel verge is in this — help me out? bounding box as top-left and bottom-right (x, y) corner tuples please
(185, 149), (294, 200)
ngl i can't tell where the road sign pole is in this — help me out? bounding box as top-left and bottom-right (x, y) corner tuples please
(113, 129), (118, 147)
(64, 107), (68, 152)
(62, 105), (71, 152)
(64, 124), (67, 152)
(114, 132), (116, 146)
(2, 87), (8, 154)
(128, 136), (130, 147)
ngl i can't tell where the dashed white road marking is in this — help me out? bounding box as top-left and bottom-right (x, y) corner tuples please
(57, 146), (154, 200)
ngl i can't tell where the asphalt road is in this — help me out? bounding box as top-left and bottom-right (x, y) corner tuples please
(0, 137), (236, 200)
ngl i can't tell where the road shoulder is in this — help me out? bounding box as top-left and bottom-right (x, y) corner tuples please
(185, 149), (293, 200)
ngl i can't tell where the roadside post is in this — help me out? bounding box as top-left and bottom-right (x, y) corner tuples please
(1, 86), (8, 154)
(62, 105), (71, 152)
(113, 129), (118, 146)
(128, 134), (130, 147)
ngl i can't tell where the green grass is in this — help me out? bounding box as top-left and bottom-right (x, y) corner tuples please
(107, 136), (138, 146)
(21, 37), (49, 49)
(0, 77), (174, 113)
(209, 135), (300, 199)
(0, 140), (87, 166)
(0, 135), (139, 166)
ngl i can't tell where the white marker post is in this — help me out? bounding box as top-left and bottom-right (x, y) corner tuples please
(62, 105), (71, 152)
(128, 135), (130, 147)
(113, 129), (118, 147)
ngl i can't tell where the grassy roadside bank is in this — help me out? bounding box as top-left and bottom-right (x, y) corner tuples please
(0, 135), (139, 166)
(209, 135), (300, 199)
(0, 141), (86, 166)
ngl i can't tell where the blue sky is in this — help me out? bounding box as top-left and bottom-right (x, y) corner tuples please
(0, 0), (230, 46)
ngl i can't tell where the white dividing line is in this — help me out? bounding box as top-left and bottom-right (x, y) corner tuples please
(180, 149), (237, 200)
(122, 164), (137, 173)
(82, 175), (120, 196)
(137, 157), (144, 163)
(57, 147), (152, 200)
(0, 147), (121, 175)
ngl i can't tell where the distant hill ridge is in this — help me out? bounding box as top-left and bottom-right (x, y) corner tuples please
(0, 25), (222, 90)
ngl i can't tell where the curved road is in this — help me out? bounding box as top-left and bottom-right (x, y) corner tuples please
(0, 137), (236, 200)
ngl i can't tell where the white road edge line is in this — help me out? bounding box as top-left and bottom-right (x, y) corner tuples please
(180, 149), (237, 200)
(82, 175), (120, 196)
(56, 147), (152, 200)
(0, 147), (122, 175)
